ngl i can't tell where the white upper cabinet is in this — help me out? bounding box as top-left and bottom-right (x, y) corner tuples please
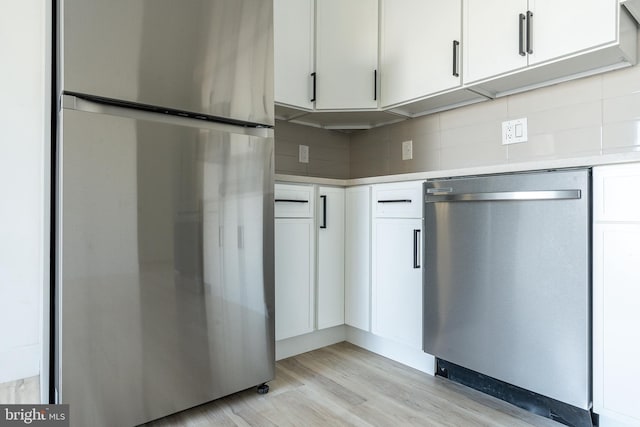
(380, 0), (463, 108)
(464, 0), (636, 92)
(274, 0), (635, 127)
(315, 0), (379, 110)
(464, 0), (529, 84)
(527, 0), (617, 66)
(274, 0), (315, 110)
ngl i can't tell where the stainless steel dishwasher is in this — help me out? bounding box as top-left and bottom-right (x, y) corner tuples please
(423, 168), (592, 427)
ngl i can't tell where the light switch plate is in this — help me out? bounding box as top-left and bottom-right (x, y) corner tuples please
(402, 140), (413, 160)
(502, 118), (528, 145)
(299, 145), (309, 163)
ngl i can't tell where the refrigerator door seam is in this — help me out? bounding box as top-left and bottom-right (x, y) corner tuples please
(61, 94), (273, 138)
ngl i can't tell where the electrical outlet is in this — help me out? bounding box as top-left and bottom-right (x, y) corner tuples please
(402, 140), (413, 160)
(502, 118), (528, 145)
(299, 145), (309, 163)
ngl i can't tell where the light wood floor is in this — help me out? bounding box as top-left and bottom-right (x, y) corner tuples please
(146, 342), (561, 427)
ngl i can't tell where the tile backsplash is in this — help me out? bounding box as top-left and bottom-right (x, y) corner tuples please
(274, 120), (350, 179)
(351, 60), (640, 178)
(275, 34), (640, 180)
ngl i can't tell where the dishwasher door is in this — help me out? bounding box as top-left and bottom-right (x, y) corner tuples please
(423, 169), (590, 410)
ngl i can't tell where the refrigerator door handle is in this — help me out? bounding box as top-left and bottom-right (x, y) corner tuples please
(426, 190), (581, 203)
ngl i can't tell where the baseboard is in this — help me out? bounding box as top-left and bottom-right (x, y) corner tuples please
(0, 344), (40, 384)
(345, 326), (436, 376)
(275, 325), (436, 377)
(276, 325), (347, 360)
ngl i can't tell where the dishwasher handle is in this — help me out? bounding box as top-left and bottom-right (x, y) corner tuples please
(425, 189), (581, 203)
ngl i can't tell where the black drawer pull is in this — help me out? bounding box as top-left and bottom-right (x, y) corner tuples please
(378, 199), (412, 204)
(275, 199), (309, 203)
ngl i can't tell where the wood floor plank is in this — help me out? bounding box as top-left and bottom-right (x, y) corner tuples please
(145, 342), (561, 427)
(278, 357), (367, 406)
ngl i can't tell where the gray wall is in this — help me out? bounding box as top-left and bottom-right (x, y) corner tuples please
(274, 120), (350, 179)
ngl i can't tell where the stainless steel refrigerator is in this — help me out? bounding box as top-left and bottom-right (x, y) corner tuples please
(53, 1), (275, 426)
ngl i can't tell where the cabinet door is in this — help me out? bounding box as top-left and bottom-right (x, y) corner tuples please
(345, 186), (371, 331)
(463, 0), (528, 83)
(593, 163), (640, 222)
(593, 224), (640, 425)
(315, 0), (378, 110)
(317, 187), (345, 329)
(381, 0), (462, 108)
(274, 0), (315, 109)
(275, 218), (315, 340)
(372, 218), (422, 349)
(528, 0), (617, 65)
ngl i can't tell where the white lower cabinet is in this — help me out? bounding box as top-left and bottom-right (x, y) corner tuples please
(593, 164), (640, 427)
(317, 186), (345, 329)
(372, 218), (423, 349)
(276, 180), (432, 373)
(371, 181), (424, 350)
(275, 218), (315, 340)
(275, 183), (345, 341)
(345, 186), (371, 331)
(274, 184), (315, 341)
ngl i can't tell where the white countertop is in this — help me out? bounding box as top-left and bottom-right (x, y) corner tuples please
(276, 151), (640, 186)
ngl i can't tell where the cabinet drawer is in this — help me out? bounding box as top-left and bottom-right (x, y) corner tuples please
(373, 181), (424, 218)
(275, 183), (314, 218)
(594, 163), (640, 223)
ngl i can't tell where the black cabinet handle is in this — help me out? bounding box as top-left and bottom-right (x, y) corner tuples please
(320, 195), (327, 229)
(526, 11), (534, 55)
(310, 72), (317, 102)
(377, 199), (412, 204)
(452, 40), (460, 77)
(275, 199), (309, 203)
(413, 229), (421, 269)
(518, 13), (526, 56)
(374, 69), (377, 101)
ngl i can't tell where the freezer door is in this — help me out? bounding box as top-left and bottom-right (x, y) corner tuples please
(56, 104), (274, 427)
(60, 0), (274, 126)
(423, 169), (591, 410)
